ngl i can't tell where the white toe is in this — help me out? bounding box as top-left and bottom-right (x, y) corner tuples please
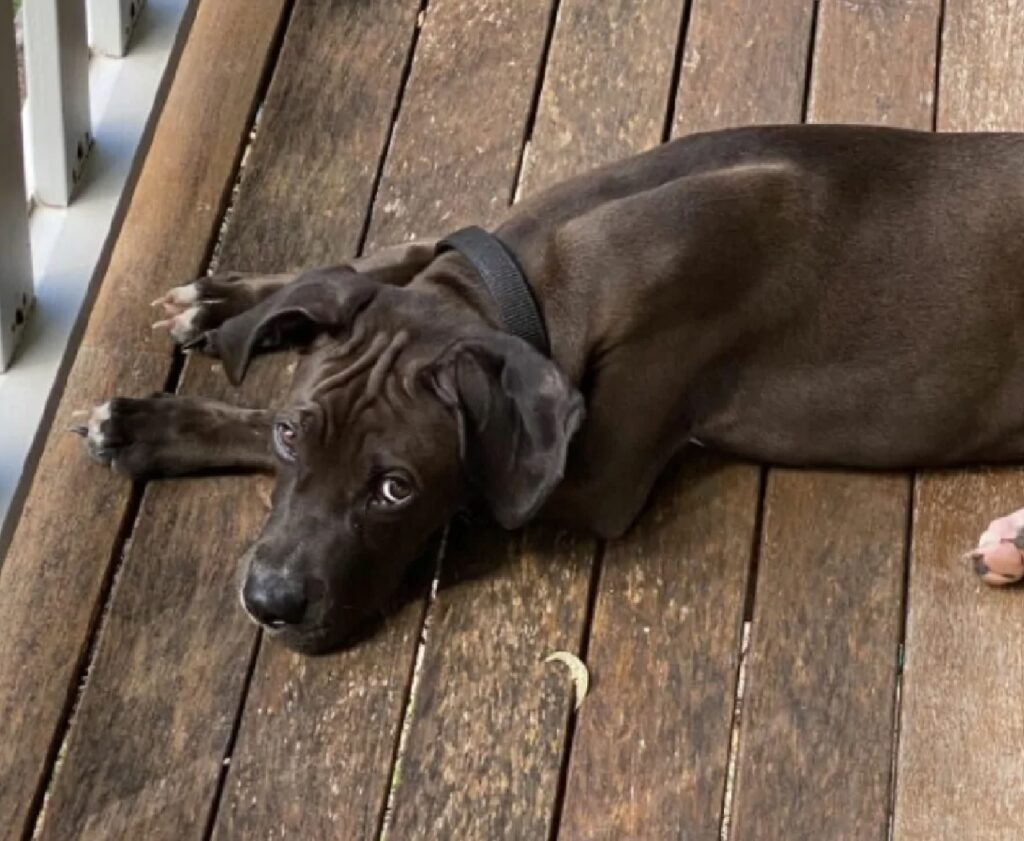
(169, 307), (201, 342)
(87, 402), (111, 448)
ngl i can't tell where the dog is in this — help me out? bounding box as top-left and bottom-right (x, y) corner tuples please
(75, 124), (1024, 653)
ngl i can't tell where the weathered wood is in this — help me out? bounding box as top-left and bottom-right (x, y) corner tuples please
(730, 474), (909, 840)
(894, 4), (1024, 837)
(557, 4), (813, 838)
(894, 471), (1024, 840)
(33, 1), (421, 839)
(0, 0), (291, 837)
(386, 525), (595, 839)
(674, 0), (815, 133)
(728, 4), (941, 838)
(379, 3), (684, 838)
(560, 459), (759, 840)
(518, 0), (686, 197)
(366, 0), (554, 246)
(809, 0), (940, 129)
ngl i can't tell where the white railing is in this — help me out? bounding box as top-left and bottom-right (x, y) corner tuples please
(0, 0), (148, 372)
(0, 4), (32, 371)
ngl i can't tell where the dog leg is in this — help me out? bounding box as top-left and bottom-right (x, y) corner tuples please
(73, 395), (274, 478)
(967, 510), (1024, 585)
(152, 272), (297, 344)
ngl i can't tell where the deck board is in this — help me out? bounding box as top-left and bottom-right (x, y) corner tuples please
(894, 4), (1024, 837)
(0, 1), (291, 838)
(728, 3), (942, 838)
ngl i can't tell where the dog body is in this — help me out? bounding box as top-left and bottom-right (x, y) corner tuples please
(83, 125), (1024, 649)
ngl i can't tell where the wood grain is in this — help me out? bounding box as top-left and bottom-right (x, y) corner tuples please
(674, 0), (816, 133)
(32, 1), (424, 839)
(0, 1), (291, 838)
(518, 0), (686, 197)
(559, 459), (759, 840)
(730, 473), (909, 840)
(894, 3), (1024, 837)
(728, 4), (941, 839)
(366, 0), (555, 247)
(557, 4), (813, 838)
(376, 3), (687, 838)
(809, 0), (940, 129)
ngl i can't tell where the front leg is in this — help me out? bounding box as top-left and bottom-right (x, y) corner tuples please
(74, 395), (274, 478)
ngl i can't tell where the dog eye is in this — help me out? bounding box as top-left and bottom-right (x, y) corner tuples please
(273, 420), (299, 461)
(375, 474), (414, 507)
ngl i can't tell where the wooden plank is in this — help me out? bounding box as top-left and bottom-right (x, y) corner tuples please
(0, 0), (290, 837)
(808, 0), (940, 129)
(728, 3), (941, 839)
(894, 3), (1024, 837)
(731, 475), (909, 840)
(365, 0), (554, 245)
(673, 0), (815, 133)
(556, 4), (813, 839)
(30, 1), (423, 840)
(378, 3), (685, 838)
(517, 0), (686, 197)
(560, 460), (759, 840)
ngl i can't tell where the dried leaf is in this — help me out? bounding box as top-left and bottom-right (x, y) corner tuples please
(544, 650), (589, 710)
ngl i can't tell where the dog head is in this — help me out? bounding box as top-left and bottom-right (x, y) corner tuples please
(208, 267), (583, 653)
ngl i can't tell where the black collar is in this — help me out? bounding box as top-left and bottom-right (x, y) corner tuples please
(436, 226), (550, 356)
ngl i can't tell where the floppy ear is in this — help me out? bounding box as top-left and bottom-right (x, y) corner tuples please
(345, 239), (438, 286)
(431, 334), (585, 529)
(204, 271), (377, 385)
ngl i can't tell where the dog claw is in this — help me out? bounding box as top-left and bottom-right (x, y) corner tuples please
(968, 509), (1024, 586)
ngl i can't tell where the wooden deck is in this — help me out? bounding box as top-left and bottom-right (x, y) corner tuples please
(2, 1), (1023, 838)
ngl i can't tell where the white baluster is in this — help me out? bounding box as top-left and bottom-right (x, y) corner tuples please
(23, 0), (92, 207)
(87, 0), (146, 58)
(0, 5), (33, 370)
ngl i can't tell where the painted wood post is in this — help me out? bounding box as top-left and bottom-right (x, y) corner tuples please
(23, 0), (92, 207)
(0, 5), (33, 370)
(87, 0), (146, 58)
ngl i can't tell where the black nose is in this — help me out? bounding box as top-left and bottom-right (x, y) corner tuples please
(242, 575), (307, 627)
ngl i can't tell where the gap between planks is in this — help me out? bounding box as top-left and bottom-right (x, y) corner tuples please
(886, 3), (948, 833)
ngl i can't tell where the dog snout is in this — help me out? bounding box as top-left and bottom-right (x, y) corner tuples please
(242, 573), (308, 628)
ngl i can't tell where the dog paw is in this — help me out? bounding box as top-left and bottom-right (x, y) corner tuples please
(967, 509), (1024, 586)
(151, 273), (284, 346)
(71, 397), (170, 477)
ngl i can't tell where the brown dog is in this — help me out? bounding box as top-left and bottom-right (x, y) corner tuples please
(78, 124), (1024, 652)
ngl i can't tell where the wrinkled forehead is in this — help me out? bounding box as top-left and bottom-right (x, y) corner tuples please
(286, 330), (456, 468)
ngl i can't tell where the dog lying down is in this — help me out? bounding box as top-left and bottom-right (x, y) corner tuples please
(76, 124), (1024, 653)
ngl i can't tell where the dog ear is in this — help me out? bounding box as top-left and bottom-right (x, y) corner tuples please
(345, 239), (438, 286)
(431, 334), (585, 529)
(207, 271), (377, 385)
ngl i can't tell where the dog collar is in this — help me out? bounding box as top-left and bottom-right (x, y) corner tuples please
(436, 226), (550, 356)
